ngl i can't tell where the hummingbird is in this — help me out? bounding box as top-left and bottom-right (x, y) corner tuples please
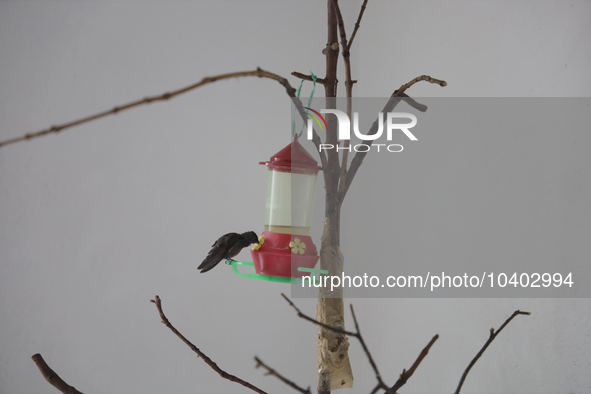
(198, 231), (259, 273)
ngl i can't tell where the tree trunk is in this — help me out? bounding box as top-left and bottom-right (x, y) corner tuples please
(316, 2), (353, 392)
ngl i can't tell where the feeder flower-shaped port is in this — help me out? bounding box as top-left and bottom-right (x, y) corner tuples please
(252, 235), (265, 251)
(289, 238), (306, 255)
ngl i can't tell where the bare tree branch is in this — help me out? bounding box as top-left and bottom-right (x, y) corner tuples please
(338, 91), (403, 202)
(397, 75), (447, 96)
(396, 92), (428, 112)
(0, 68), (326, 168)
(291, 72), (328, 86)
(150, 295), (267, 394)
(254, 356), (312, 394)
(455, 310), (531, 394)
(349, 305), (387, 389)
(292, 71), (355, 87)
(340, 75), (446, 202)
(348, 0), (369, 49)
(282, 293), (357, 336)
(386, 334), (439, 393)
(282, 294), (388, 391)
(331, 0), (352, 90)
(31, 354), (84, 394)
(320, 1), (342, 248)
(331, 0), (355, 190)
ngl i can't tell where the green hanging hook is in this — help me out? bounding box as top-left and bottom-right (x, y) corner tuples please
(292, 72), (317, 138)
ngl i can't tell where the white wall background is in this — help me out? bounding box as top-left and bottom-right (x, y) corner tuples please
(1, 1), (590, 393)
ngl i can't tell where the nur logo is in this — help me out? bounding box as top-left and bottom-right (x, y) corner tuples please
(303, 108), (418, 153)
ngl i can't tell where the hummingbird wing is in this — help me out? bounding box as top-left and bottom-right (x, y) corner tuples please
(198, 233), (238, 273)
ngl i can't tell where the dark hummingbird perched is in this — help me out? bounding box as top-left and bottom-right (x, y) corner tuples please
(198, 231), (259, 273)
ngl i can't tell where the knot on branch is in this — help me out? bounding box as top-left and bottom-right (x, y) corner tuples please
(322, 41), (340, 55)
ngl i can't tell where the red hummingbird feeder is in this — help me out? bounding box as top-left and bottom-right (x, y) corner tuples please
(231, 134), (322, 282)
(253, 133), (321, 277)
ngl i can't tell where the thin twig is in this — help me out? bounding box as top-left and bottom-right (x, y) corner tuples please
(455, 310), (531, 394)
(254, 356), (312, 394)
(282, 293), (356, 336)
(397, 75), (447, 96)
(386, 334), (439, 393)
(340, 75), (446, 201)
(0, 68), (326, 168)
(291, 72), (328, 86)
(282, 294), (388, 391)
(350, 305), (387, 389)
(31, 354), (84, 394)
(150, 296), (267, 394)
(348, 0), (369, 49)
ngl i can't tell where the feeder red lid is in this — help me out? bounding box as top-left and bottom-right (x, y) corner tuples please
(259, 134), (322, 172)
